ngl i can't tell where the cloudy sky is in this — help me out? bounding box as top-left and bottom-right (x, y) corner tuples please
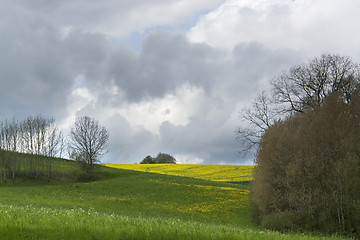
(1, 0), (359, 164)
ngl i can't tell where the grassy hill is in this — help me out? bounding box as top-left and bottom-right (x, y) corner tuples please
(101, 163), (254, 182)
(0, 153), (351, 239)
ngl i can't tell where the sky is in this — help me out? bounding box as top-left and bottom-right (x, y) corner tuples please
(1, 0), (359, 164)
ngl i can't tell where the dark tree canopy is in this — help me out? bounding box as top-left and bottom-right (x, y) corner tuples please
(154, 152), (176, 164)
(140, 153), (176, 164)
(140, 155), (155, 164)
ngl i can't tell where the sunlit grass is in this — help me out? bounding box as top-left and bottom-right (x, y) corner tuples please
(0, 161), (349, 239)
(102, 164), (254, 182)
(0, 167), (252, 227)
(0, 203), (348, 240)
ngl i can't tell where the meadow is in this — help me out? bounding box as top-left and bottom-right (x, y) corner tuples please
(102, 163), (254, 182)
(0, 158), (352, 239)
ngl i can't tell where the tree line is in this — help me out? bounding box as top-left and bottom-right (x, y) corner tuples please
(0, 115), (109, 182)
(0, 116), (64, 157)
(238, 54), (360, 238)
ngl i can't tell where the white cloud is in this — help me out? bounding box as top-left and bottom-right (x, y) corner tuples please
(16, 0), (225, 37)
(188, 0), (360, 59)
(175, 154), (205, 164)
(59, 87), (97, 132)
(118, 84), (205, 134)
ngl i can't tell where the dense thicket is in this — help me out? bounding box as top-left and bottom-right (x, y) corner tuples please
(252, 92), (360, 237)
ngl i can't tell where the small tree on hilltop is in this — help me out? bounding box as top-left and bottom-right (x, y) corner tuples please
(154, 152), (176, 164)
(140, 155), (155, 164)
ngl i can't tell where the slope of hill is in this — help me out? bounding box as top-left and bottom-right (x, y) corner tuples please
(0, 154), (350, 239)
(102, 163), (254, 182)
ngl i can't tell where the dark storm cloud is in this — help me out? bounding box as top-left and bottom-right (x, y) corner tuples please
(106, 30), (225, 102)
(0, 18), (72, 118)
(106, 31), (302, 103)
(0, 7), (111, 120)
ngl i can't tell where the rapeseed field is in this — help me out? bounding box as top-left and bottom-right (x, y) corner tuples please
(102, 163), (254, 182)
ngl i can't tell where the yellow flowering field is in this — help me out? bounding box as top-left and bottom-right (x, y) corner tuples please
(101, 164), (254, 182)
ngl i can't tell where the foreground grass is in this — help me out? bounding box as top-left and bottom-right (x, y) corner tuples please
(0, 167), (252, 227)
(0, 163), (351, 239)
(0, 204), (349, 240)
(102, 163), (254, 182)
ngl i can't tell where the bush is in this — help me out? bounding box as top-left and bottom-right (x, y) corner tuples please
(140, 156), (155, 164)
(140, 153), (176, 164)
(154, 153), (176, 164)
(252, 92), (360, 237)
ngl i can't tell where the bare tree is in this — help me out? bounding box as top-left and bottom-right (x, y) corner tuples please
(44, 120), (64, 157)
(237, 91), (277, 152)
(0, 118), (20, 152)
(0, 116), (66, 181)
(69, 116), (109, 171)
(238, 53), (360, 152)
(272, 53), (360, 113)
(18, 116), (64, 157)
(21, 116), (36, 154)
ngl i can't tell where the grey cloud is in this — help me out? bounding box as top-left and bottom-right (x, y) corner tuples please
(14, 0), (223, 38)
(0, 5), (110, 121)
(0, 18), (73, 119)
(0, 1), (306, 164)
(15, 0), (173, 22)
(102, 114), (159, 163)
(106, 30), (225, 102)
(105, 31), (302, 103)
(226, 42), (304, 96)
(158, 119), (249, 164)
(71, 31), (303, 164)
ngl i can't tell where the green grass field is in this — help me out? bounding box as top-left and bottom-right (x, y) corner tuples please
(0, 159), (351, 239)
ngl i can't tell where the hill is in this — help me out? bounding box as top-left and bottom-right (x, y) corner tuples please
(102, 163), (253, 182)
(0, 153), (350, 239)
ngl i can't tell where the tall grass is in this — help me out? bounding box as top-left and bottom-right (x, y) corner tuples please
(0, 204), (349, 240)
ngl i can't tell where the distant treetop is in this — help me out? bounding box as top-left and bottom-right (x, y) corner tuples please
(140, 153), (176, 164)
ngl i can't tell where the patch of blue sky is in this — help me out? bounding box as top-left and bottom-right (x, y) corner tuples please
(114, 8), (215, 52)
